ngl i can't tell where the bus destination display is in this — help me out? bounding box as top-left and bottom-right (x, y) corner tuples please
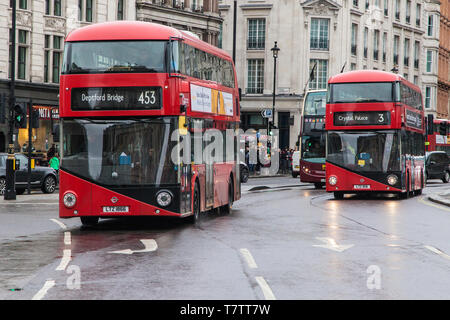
(333, 111), (391, 126)
(71, 87), (161, 110)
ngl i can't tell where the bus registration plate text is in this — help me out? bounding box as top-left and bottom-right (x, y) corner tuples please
(103, 206), (129, 213)
(353, 185), (371, 190)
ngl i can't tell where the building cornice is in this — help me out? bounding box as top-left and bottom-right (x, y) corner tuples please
(239, 4), (273, 10)
(136, 2), (223, 23)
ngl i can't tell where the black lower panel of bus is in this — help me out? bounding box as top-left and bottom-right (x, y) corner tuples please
(327, 161), (404, 189)
(110, 186), (181, 213)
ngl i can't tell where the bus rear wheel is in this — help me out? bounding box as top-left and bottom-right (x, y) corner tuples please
(314, 183), (324, 189)
(221, 179), (234, 215)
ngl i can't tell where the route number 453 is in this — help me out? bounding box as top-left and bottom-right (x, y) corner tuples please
(138, 90), (156, 105)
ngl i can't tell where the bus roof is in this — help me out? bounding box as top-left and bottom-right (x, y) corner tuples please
(329, 70), (404, 84)
(65, 21), (232, 61)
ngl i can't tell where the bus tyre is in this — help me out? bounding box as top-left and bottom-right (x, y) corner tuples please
(333, 192), (344, 200)
(314, 183), (324, 189)
(400, 175), (410, 199)
(188, 183), (200, 224)
(443, 171), (450, 183)
(221, 180), (234, 215)
(80, 216), (99, 226)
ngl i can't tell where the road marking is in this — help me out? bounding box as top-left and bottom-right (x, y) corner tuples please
(109, 239), (158, 255)
(50, 219), (67, 230)
(313, 237), (354, 252)
(424, 245), (450, 261)
(56, 249), (71, 271)
(64, 232), (71, 246)
(32, 280), (55, 300)
(255, 276), (276, 300)
(418, 197), (450, 212)
(240, 248), (258, 269)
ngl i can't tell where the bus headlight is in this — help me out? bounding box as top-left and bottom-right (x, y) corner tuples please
(63, 192), (77, 208)
(328, 176), (337, 186)
(387, 174), (398, 186)
(156, 190), (173, 207)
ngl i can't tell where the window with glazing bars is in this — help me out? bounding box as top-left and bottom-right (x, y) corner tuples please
(310, 18), (329, 50)
(309, 59), (328, 90)
(247, 19), (265, 50)
(247, 59), (264, 94)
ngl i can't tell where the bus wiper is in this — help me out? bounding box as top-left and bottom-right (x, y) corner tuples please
(356, 98), (384, 103)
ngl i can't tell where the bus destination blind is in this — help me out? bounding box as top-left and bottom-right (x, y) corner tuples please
(333, 111), (391, 126)
(71, 87), (161, 110)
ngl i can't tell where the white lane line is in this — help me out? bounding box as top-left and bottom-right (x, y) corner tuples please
(109, 239), (158, 255)
(418, 197), (450, 212)
(240, 248), (258, 269)
(313, 237), (354, 252)
(255, 276), (276, 300)
(32, 280), (55, 300)
(424, 245), (450, 261)
(50, 219), (67, 230)
(64, 232), (71, 246)
(55, 249), (72, 271)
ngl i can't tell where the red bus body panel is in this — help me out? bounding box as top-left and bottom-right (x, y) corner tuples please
(299, 160), (326, 183)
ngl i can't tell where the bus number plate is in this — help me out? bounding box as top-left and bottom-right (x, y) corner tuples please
(353, 185), (371, 190)
(103, 206), (129, 213)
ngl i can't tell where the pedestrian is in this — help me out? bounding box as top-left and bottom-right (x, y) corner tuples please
(49, 152), (60, 175)
(47, 144), (56, 160)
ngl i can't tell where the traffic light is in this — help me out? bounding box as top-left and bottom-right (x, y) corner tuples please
(13, 103), (27, 128)
(31, 108), (39, 128)
(439, 122), (447, 136)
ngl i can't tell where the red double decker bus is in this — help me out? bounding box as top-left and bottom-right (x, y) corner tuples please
(299, 90), (327, 188)
(59, 21), (241, 226)
(325, 70), (425, 199)
(426, 118), (450, 155)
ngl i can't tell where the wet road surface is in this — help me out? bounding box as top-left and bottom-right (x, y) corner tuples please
(1, 178), (450, 299)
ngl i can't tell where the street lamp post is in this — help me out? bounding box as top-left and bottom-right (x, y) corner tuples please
(270, 41), (280, 135)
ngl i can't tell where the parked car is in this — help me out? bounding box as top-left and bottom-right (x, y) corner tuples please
(240, 161), (249, 183)
(291, 151), (300, 178)
(425, 151), (450, 183)
(0, 153), (58, 194)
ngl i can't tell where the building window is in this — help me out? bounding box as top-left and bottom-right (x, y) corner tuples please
(393, 35), (399, 65)
(247, 19), (265, 50)
(382, 32), (387, 62)
(425, 86), (431, 109)
(117, 0), (124, 20)
(309, 59), (328, 90)
(413, 76), (418, 85)
(373, 30), (379, 61)
(44, 35), (50, 82)
(414, 41), (419, 69)
(406, 1), (411, 23)
(365, 0), (369, 10)
(416, 3), (421, 27)
(17, 30), (27, 80)
(384, 0), (388, 16)
(427, 15), (433, 37)
(79, 0), (93, 22)
(353, 0), (358, 8)
(351, 63), (356, 70)
(310, 18), (329, 51)
(247, 59), (264, 94)
(404, 38), (409, 67)
(45, 0), (50, 14)
(44, 35), (63, 84)
(395, 0), (400, 20)
(363, 27), (368, 58)
(351, 23), (358, 56)
(426, 50), (433, 73)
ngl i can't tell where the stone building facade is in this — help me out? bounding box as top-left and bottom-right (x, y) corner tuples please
(219, 0), (441, 149)
(0, 0), (221, 154)
(438, 0), (450, 119)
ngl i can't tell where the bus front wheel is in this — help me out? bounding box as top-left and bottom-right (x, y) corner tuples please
(188, 183), (200, 224)
(333, 192), (344, 200)
(80, 216), (99, 227)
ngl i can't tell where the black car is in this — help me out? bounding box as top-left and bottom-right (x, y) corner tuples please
(425, 151), (450, 183)
(0, 153), (58, 194)
(240, 161), (249, 183)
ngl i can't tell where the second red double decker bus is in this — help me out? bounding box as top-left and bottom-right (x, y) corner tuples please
(59, 21), (241, 225)
(325, 70), (425, 199)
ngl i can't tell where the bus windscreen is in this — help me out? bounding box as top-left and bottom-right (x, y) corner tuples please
(63, 41), (167, 74)
(329, 82), (394, 104)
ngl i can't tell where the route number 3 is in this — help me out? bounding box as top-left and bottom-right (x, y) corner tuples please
(378, 113), (384, 123)
(138, 91), (156, 105)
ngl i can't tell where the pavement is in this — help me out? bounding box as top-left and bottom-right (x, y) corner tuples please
(428, 188), (450, 207)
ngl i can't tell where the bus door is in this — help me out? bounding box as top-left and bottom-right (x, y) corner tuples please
(204, 119), (215, 209)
